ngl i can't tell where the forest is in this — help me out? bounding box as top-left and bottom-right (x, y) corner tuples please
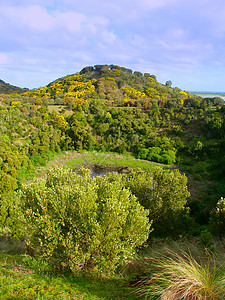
(0, 64), (225, 299)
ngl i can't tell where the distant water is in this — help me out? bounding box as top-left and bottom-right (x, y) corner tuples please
(90, 168), (116, 178)
(90, 164), (131, 177)
(190, 91), (225, 102)
(190, 91), (225, 94)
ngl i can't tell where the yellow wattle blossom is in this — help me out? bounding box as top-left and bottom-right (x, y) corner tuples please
(53, 114), (68, 127)
(11, 101), (21, 107)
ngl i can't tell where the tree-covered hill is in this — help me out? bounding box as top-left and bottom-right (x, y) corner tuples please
(1, 65), (225, 298)
(0, 79), (29, 94)
(22, 64), (192, 106)
(1, 64), (225, 232)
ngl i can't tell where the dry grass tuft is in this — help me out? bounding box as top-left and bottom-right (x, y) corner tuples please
(137, 251), (225, 300)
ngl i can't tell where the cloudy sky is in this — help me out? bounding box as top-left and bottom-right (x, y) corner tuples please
(1, 0), (225, 91)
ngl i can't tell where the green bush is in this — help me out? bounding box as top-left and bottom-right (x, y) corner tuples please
(209, 197), (225, 237)
(146, 147), (176, 164)
(18, 166), (151, 275)
(160, 153), (174, 164)
(200, 229), (215, 251)
(0, 192), (22, 234)
(137, 148), (149, 159)
(125, 168), (191, 236)
(146, 147), (161, 162)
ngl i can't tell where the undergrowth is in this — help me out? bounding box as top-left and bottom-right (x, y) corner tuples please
(0, 252), (139, 300)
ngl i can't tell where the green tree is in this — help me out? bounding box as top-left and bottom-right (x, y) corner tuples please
(165, 80), (172, 87)
(0, 142), (27, 193)
(208, 112), (223, 130)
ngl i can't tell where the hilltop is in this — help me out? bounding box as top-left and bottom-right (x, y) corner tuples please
(21, 64), (191, 105)
(0, 79), (29, 94)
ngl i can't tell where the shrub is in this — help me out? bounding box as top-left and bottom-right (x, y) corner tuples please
(167, 149), (176, 160)
(200, 230), (215, 251)
(160, 154), (174, 164)
(18, 167), (151, 275)
(137, 148), (149, 159)
(147, 147), (161, 162)
(0, 192), (22, 235)
(125, 168), (191, 236)
(209, 197), (225, 237)
(146, 147), (176, 164)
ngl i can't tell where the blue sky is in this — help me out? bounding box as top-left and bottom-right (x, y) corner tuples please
(1, 0), (225, 91)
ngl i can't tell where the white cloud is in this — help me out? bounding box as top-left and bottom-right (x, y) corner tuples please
(101, 30), (117, 44)
(0, 54), (8, 64)
(85, 16), (110, 35)
(1, 0), (225, 91)
(140, 0), (178, 10)
(2, 5), (54, 31)
(53, 11), (86, 32)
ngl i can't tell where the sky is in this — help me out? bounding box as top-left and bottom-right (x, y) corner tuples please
(1, 0), (225, 91)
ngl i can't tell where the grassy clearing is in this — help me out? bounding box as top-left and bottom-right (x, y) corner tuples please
(18, 150), (169, 185)
(0, 253), (140, 300)
(21, 150), (163, 182)
(48, 150), (164, 171)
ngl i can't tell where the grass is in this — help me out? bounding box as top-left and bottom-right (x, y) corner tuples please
(19, 150), (164, 183)
(16, 148), (171, 186)
(0, 253), (140, 300)
(1, 236), (225, 299)
(137, 252), (225, 300)
(132, 237), (225, 300)
(48, 150), (164, 171)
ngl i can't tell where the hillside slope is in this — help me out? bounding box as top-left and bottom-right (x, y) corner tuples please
(0, 79), (29, 94)
(22, 64), (191, 106)
(0, 64), (225, 226)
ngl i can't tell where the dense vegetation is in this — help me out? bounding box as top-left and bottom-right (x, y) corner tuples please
(1, 64), (225, 298)
(0, 79), (29, 94)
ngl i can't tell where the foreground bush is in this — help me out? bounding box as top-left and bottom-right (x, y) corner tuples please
(137, 252), (225, 300)
(18, 167), (151, 275)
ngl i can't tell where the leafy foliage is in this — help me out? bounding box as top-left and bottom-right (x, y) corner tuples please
(0, 141), (28, 193)
(0, 64), (225, 238)
(18, 166), (151, 275)
(124, 168), (191, 236)
(0, 79), (29, 94)
(209, 197), (225, 237)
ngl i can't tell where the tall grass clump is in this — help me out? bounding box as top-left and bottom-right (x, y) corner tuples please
(137, 252), (225, 300)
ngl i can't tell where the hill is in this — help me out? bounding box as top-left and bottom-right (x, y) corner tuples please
(0, 64), (225, 228)
(22, 64), (191, 106)
(0, 79), (29, 94)
(1, 64), (225, 298)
